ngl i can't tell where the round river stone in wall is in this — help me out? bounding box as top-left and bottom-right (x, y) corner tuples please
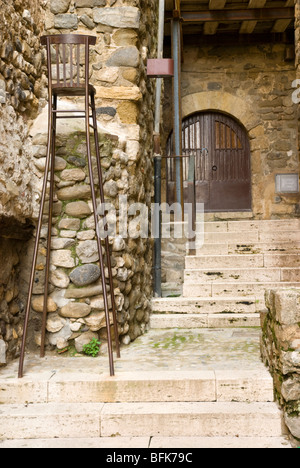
(60, 302), (91, 319)
(69, 264), (101, 287)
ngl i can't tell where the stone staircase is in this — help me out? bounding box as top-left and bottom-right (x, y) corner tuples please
(152, 218), (300, 329)
(0, 217), (297, 448)
(0, 362), (290, 448)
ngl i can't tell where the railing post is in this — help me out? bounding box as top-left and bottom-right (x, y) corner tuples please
(171, 15), (184, 214)
(187, 155), (196, 256)
(154, 153), (162, 297)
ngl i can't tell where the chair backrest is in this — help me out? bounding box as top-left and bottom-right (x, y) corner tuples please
(41, 34), (96, 90)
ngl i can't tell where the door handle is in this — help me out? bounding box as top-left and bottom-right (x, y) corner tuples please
(212, 165), (217, 172)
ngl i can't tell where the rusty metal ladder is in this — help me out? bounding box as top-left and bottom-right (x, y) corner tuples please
(18, 34), (120, 378)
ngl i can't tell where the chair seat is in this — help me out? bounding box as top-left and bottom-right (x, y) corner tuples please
(52, 84), (96, 97)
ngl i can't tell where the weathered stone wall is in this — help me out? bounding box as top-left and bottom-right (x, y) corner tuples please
(0, 0), (157, 364)
(0, 0), (46, 223)
(259, 18), (300, 445)
(25, 129), (149, 353)
(162, 41), (300, 219)
(295, 0), (300, 174)
(0, 239), (24, 365)
(18, 0), (157, 356)
(261, 289), (300, 447)
(0, 0), (46, 365)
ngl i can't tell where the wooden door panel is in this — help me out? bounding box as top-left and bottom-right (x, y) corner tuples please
(210, 181), (252, 212)
(166, 111), (252, 212)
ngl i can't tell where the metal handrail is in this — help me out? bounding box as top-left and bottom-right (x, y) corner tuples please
(164, 150), (209, 255)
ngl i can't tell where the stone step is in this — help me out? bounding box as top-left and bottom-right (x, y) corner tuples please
(205, 219), (300, 233)
(100, 402), (286, 438)
(259, 230), (300, 242)
(150, 313), (261, 329)
(264, 254), (300, 268)
(203, 211), (255, 222)
(0, 401), (286, 440)
(152, 297), (260, 314)
(201, 230), (259, 244)
(184, 268), (300, 284)
(192, 230), (300, 245)
(183, 282), (300, 298)
(0, 403), (104, 440)
(0, 436), (292, 448)
(0, 437), (150, 448)
(0, 370), (273, 405)
(186, 253), (300, 270)
(163, 219), (300, 234)
(150, 436), (291, 449)
(0, 370), (281, 440)
(196, 242), (300, 256)
(186, 254), (264, 269)
(162, 228), (300, 246)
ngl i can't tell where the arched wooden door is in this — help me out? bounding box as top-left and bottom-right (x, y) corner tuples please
(166, 111), (252, 212)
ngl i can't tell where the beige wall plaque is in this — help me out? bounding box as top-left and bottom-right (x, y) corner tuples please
(276, 174), (299, 194)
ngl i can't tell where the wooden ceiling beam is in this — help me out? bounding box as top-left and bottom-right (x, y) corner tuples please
(271, 0), (295, 31)
(284, 0), (295, 6)
(209, 0), (226, 9)
(240, 0), (267, 35)
(239, 21), (257, 34)
(174, 8), (295, 24)
(204, 0), (227, 34)
(204, 22), (219, 35)
(166, 1), (295, 37)
(272, 19), (293, 32)
(248, 0), (267, 7)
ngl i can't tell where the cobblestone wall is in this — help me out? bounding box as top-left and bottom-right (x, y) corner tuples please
(21, 0), (157, 356)
(261, 289), (300, 447)
(0, 0), (45, 365)
(0, 0), (157, 363)
(0, 0), (45, 223)
(295, 0), (300, 186)
(25, 129), (153, 353)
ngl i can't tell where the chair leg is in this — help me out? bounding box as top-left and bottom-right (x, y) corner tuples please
(85, 91), (115, 376)
(90, 92), (121, 359)
(40, 96), (57, 357)
(18, 94), (54, 378)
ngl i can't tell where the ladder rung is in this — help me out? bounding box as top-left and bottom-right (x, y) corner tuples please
(52, 109), (85, 113)
(55, 115), (86, 119)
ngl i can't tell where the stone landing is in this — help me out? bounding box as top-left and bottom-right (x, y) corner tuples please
(0, 329), (291, 448)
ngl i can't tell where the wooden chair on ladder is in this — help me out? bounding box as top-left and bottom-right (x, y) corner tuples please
(18, 34), (120, 378)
